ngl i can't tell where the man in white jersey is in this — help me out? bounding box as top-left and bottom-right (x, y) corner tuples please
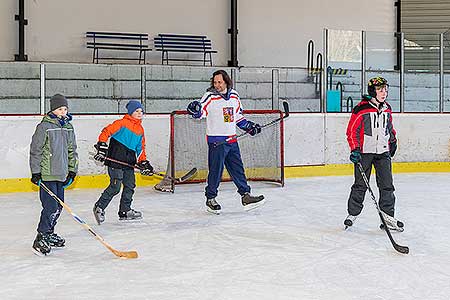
(187, 70), (265, 214)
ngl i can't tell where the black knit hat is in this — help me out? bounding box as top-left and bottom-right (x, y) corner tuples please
(50, 94), (68, 111)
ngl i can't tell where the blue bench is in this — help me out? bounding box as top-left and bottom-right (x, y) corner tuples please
(86, 31), (151, 64)
(154, 34), (217, 66)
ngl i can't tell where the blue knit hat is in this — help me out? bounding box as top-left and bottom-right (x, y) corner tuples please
(126, 100), (143, 115)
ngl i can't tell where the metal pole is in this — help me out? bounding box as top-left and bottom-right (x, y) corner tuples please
(272, 69), (280, 110)
(322, 28), (329, 113)
(14, 0), (28, 61)
(228, 0), (238, 67)
(439, 33), (444, 113)
(395, 0), (401, 70)
(400, 32), (405, 112)
(361, 31), (366, 95)
(40, 64), (46, 115)
(141, 66), (146, 111)
(230, 68), (237, 89)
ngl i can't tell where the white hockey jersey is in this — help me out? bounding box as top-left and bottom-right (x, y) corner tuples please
(197, 89), (247, 141)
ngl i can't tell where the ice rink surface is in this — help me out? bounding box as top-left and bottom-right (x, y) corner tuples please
(1, 173), (449, 300)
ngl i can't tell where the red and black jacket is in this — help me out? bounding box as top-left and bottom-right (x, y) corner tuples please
(346, 96), (396, 154)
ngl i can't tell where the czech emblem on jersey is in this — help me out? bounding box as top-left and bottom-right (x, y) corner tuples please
(223, 107), (234, 123)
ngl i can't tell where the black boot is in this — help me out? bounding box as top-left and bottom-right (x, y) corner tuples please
(46, 232), (65, 247)
(344, 214), (358, 229)
(118, 209), (143, 221)
(93, 205), (105, 225)
(241, 193), (265, 211)
(32, 233), (51, 256)
(206, 198), (221, 214)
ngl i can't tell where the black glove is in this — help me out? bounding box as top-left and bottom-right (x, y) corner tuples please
(187, 101), (202, 118)
(137, 160), (154, 176)
(349, 149), (361, 164)
(63, 171), (76, 189)
(389, 141), (397, 157)
(94, 142), (108, 162)
(246, 121), (261, 136)
(31, 173), (42, 186)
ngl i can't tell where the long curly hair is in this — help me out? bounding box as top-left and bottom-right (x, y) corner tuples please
(209, 70), (233, 91)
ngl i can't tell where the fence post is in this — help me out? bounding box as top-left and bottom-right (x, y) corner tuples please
(361, 31), (366, 96)
(272, 68), (279, 110)
(231, 68), (237, 89)
(141, 65), (146, 111)
(322, 28), (329, 113)
(439, 33), (444, 113)
(400, 32), (405, 113)
(40, 63), (45, 115)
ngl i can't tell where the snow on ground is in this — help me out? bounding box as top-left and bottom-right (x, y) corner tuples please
(1, 173), (449, 300)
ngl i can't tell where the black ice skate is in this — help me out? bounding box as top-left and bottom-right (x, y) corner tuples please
(46, 232), (65, 248)
(344, 214), (357, 229)
(206, 198), (221, 215)
(118, 209), (143, 221)
(380, 212), (404, 232)
(93, 205), (105, 225)
(241, 193), (265, 211)
(32, 233), (51, 256)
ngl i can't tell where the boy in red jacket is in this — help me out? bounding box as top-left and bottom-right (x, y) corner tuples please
(344, 77), (404, 232)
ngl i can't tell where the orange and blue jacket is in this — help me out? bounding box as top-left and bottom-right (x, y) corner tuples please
(98, 114), (147, 169)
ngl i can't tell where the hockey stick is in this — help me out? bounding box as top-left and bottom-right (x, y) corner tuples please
(356, 163), (409, 254)
(99, 156), (197, 183)
(215, 101), (290, 147)
(39, 183), (138, 259)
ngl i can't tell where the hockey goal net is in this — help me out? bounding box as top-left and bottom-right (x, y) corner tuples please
(157, 110), (284, 192)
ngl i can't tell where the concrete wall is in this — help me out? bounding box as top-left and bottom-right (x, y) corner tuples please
(1, 113), (449, 180)
(0, 0), (395, 67)
(0, 63), (319, 114)
(3, 63), (449, 115)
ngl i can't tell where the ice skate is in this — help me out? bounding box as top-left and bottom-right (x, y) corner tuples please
(118, 209), (143, 221)
(93, 205), (105, 225)
(344, 214), (357, 229)
(206, 198), (221, 215)
(380, 212), (404, 232)
(32, 233), (51, 256)
(154, 177), (173, 193)
(46, 232), (65, 248)
(241, 193), (265, 211)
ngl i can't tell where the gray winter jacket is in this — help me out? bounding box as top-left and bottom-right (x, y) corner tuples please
(29, 114), (78, 181)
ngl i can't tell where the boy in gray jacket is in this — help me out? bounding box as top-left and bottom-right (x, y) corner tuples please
(29, 94), (79, 256)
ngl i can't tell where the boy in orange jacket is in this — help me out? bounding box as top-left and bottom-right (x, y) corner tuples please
(92, 100), (153, 224)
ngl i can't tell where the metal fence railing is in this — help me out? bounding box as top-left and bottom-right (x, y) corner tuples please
(323, 28), (450, 113)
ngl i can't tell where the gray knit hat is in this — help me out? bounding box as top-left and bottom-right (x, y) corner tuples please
(50, 94), (68, 111)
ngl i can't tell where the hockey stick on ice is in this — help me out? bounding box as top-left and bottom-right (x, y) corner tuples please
(356, 163), (409, 254)
(98, 156), (197, 183)
(215, 101), (290, 147)
(39, 183), (138, 259)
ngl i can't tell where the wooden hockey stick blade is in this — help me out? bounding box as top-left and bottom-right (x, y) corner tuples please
(108, 245), (139, 259)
